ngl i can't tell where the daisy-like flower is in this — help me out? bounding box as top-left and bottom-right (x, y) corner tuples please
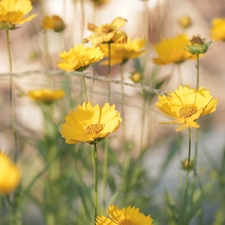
(153, 34), (195, 65)
(83, 17), (128, 46)
(155, 85), (218, 131)
(58, 44), (104, 71)
(210, 18), (225, 41)
(0, 0), (37, 30)
(96, 205), (153, 225)
(27, 89), (65, 104)
(42, 15), (65, 32)
(100, 37), (147, 65)
(60, 102), (122, 144)
(0, 151), (21, 195)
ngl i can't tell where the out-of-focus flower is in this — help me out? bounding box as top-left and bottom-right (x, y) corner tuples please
(100, 38), (147, 65)
(42, 15), (65, 32)
(181, 158), (195, 171)
(60, 102), (122, 144)
(27, 89), (65, 103)
(178, 15), (192, 29)
(155, 85), (218, 132)
(58, 44), (104, 71)
(187, 35), (211, 55)
(153, 34), (195, 65)
(129, 71), (142, 83)
(0, 0), (37, 30)
(84, 17), (127, 45)
(210, 18), (225, 41)
(90, 0), (110, 6)
(0, 152), (21, 195)
(96, 205), (153, 225)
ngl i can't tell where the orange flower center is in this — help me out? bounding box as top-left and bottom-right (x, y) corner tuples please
(179, 105), (196, 118)
(118, 219), (134, 225)
(85, 124), (103, 135)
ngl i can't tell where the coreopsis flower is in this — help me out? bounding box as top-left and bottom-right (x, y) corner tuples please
(187, 35), (211, 55)
(0, 0), (37, 30)
(83, 17), (128, 45)
(57, 44), (104, 71)
(42, 15), (65, 32)
(100, 37), (147, 65)
(178, 15), (192, 29)
(27, 89), (65, 104)
(60, 102), (122, 144)
(153, 34), (195, 65)
(210, 18), (225, 41)
(0, 152), (21, 195)
(96, 205), (153, 225)
(155, 85), (218, 131)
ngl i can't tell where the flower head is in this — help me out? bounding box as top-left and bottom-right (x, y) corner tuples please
(83, 17), (128, 45)
(178, 15), (192, 29)
(58, 44), (104, 71)
(0, 151), (21, 195)
(28, 89), (65, 104)
(100, 37), (147, 65)
(129, 71), (142, 83)
(96, 205), (153, 225)
(155, 85), (218, 131)
(0, 0), (37, 30)
(60, 102), (122, 144)
(210, 18), (225, 41)
(42, 15), (65, 32)
(153, 34), (195, 65)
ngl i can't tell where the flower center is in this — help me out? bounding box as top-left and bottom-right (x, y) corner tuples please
(179, 105), (196, 118)
(85, 124), (103, 135)
(118, 219), (134, 225)
(102, 25), (113, 33)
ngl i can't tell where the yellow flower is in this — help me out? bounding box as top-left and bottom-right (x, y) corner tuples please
(153, 34), (195, 65)
(27, 89), (65, 103)
(129, 71), (142, 83)
(178, 15), (192, 29)
(60, 102), (122, 144)
(210, 18), (225, 41)
(57, 44), (104, 71)
(96, 205), (153, 225)
(83, 17), (128, 45)
(0, 0), (37, 30)
(155, 85), (218, 131)
(41, 15), (65, 32)
(0, 152), (21, 195)
(100, 38), (147, 65)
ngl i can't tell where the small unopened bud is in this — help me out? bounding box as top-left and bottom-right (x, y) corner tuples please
(181, 158), (195, 171)
(187, 35), (212, 55)
(129, 71), (142, 83)
(178, 15), (192, 29)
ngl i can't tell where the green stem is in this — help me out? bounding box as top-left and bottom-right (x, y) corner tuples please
(107, 42), (111, 103)
(103, 137), (108, 207)
(82, 72), (88, 102)
(139, 90), (146, 155)
(93, 143), (98, 224)
(196, 54), (200, 89)
(177, 64), (183, 86)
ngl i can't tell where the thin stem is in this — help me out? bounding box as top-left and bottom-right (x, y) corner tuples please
(139, 90), (146, 155)
(93, 143), (98, 224)
(177, 64), (183, 85)
(196, 54), (200, 89)
(107, 42), (111, 103)
(82, 72), (89, 102)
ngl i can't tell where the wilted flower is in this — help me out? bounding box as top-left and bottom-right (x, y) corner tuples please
(42, 15), (65, 32)
(0, 152), (21, 195)
(96, 205), (153, 225)
(0, 0), (37, 30)
(60, 102), (122, 144)
(28, 89), (65, 103)
(100, 38), (147, 65)
(155, 85), (218, 131)
(178, 15), (192, 29)
(153, 34), (195, 65)
(58, 44), (104, 71)
(187, 35), (212, 55)
(210, 18), (225, 41)
(84, 17), (127, 45)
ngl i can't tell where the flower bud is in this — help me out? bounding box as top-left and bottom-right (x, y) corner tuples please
(181, 158), (195, 171)
(178, 15), (192, 29)
(129, 71), (142, 83)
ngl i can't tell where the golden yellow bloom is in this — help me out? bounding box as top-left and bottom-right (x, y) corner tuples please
(210, 18), (225, 41)
(0, 0), (37, 30)
(96, 205), (153, 225)
(100, 38), (147, 65)
(178, 15), (192, 29)
(153, 34), (195, 65)
(129, 71), (142, 83)
(60, 102), (122, 144)
(42, 15), (65, 32)
(83, 17), (128, 45)
(27, 89), (65, 103)
(58, 44), (104, 71)
(155, 85), (218, 131)
(0, 152), (21, 195)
